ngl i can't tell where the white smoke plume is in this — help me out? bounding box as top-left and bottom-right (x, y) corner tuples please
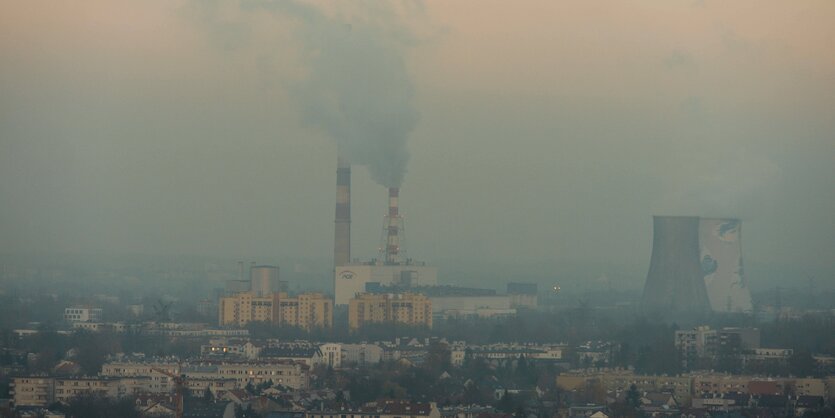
(244, 0), (421, 187)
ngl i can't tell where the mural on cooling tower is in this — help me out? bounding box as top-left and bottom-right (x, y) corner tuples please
(699, 218), (753, 312)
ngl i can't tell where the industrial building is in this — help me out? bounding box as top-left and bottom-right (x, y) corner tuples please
(332, 156), (438, 306)
(347, 292), (432, 330)
(429, 295), (514, 319)
(335, 263), (437, 306)
(507, 282), (539, 309)
(642, 216), (753, 313)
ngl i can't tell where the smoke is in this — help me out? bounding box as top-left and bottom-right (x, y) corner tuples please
(244, 1), (421, 187)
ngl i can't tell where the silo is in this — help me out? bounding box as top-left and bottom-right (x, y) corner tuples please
(250, 265), (279, 297)
(642, 216), (711, 313)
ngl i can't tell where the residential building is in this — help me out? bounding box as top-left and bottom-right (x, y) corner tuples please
(320, 343), (342, 369)
(277, 293), (334, 330)
(342, 343), (384, 365)
(218, 292), (279, 327)
(218, 292), (333, 329)
(348, 293), (432, 330)
(53, 377), (120, 404)
(10, 377), (54, 407)
(181, 360), (309, 389)
(63, 306), (102, 323)
(675, 326), (718, 366)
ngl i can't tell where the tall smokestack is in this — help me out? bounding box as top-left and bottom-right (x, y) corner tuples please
(642, 216), (711, 313)
(385, 187), (400, 265)
(334, 155), (351, 267)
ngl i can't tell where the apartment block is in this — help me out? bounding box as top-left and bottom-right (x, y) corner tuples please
(348, 293), (432, 330)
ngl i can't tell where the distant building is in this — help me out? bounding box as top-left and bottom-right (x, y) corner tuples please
(507, 282), (538, 309)
(430, 295), (515, 319)
(276, 293), (333, 330)
(250, 265), (280, 297)
(335, 263), (437, 305)
(675, 326), (719, 361)
(218, 292), (333, 330)
(218, 292), (279, 327)
(341, 343), (384, 365)
(63, 306), (102, 323)
(676, 325), (761, 367)
(348, 293), (432, 330)
(260, 344), (323, 367)
(320, 343), (342, 368)
(450, 343), (565, 366)
(718, 327), (761, 350)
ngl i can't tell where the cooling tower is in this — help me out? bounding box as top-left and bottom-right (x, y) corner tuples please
(334, 155), (351, 267)
(699, 218), (753, 312)
(642, 216), (711, 313)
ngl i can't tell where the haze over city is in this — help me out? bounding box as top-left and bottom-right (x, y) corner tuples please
(1, 2), (835, 418)
(2, 1), (833, 286)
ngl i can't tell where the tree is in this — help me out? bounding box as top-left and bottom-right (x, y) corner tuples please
(789, 349), (818, 377)
(63, 394), (140, 418)
(626, 384), (641, 409)
(203, 386), (214, 402)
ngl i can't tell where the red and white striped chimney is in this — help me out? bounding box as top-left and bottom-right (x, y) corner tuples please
(385, 187), (400, 265)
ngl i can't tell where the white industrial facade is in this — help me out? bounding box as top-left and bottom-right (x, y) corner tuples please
(333, 264), (437, 305)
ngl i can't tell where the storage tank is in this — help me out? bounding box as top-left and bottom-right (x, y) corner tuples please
(250, 265), (279, 296)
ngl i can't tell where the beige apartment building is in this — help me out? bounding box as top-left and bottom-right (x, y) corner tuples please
(219, 291), (333, 330)
(276, 292), (333, 330)
(348, 293), (432, 330)
(12, 376), (126, 407)
(182, 360), (309, 389)
(218, 292), (280, 327)
(10, 377), (54, 407)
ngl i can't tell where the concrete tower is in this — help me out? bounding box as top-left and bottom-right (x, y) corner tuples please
(699, 218), (753, 312)
(642, 216), (711, 313)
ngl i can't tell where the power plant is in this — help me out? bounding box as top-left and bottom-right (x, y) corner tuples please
(332, 157), (436, 305)
(642, 216), (753, 313)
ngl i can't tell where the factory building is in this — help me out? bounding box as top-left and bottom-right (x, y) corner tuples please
(218, 292), (333, 330)
(507, 282), (538, 309)
(348, 293), (432, 330)
(429, 295), (515, 319)
(332, 157), (438, 306)
(335, 263), (437, 306)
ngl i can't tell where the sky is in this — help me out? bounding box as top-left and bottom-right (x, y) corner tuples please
(1, 1), (833, 284)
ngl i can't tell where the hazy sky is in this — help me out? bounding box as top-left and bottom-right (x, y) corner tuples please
(1, 1), (833, 279)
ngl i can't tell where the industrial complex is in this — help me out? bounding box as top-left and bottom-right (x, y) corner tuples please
(642, 216), (754, 314)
